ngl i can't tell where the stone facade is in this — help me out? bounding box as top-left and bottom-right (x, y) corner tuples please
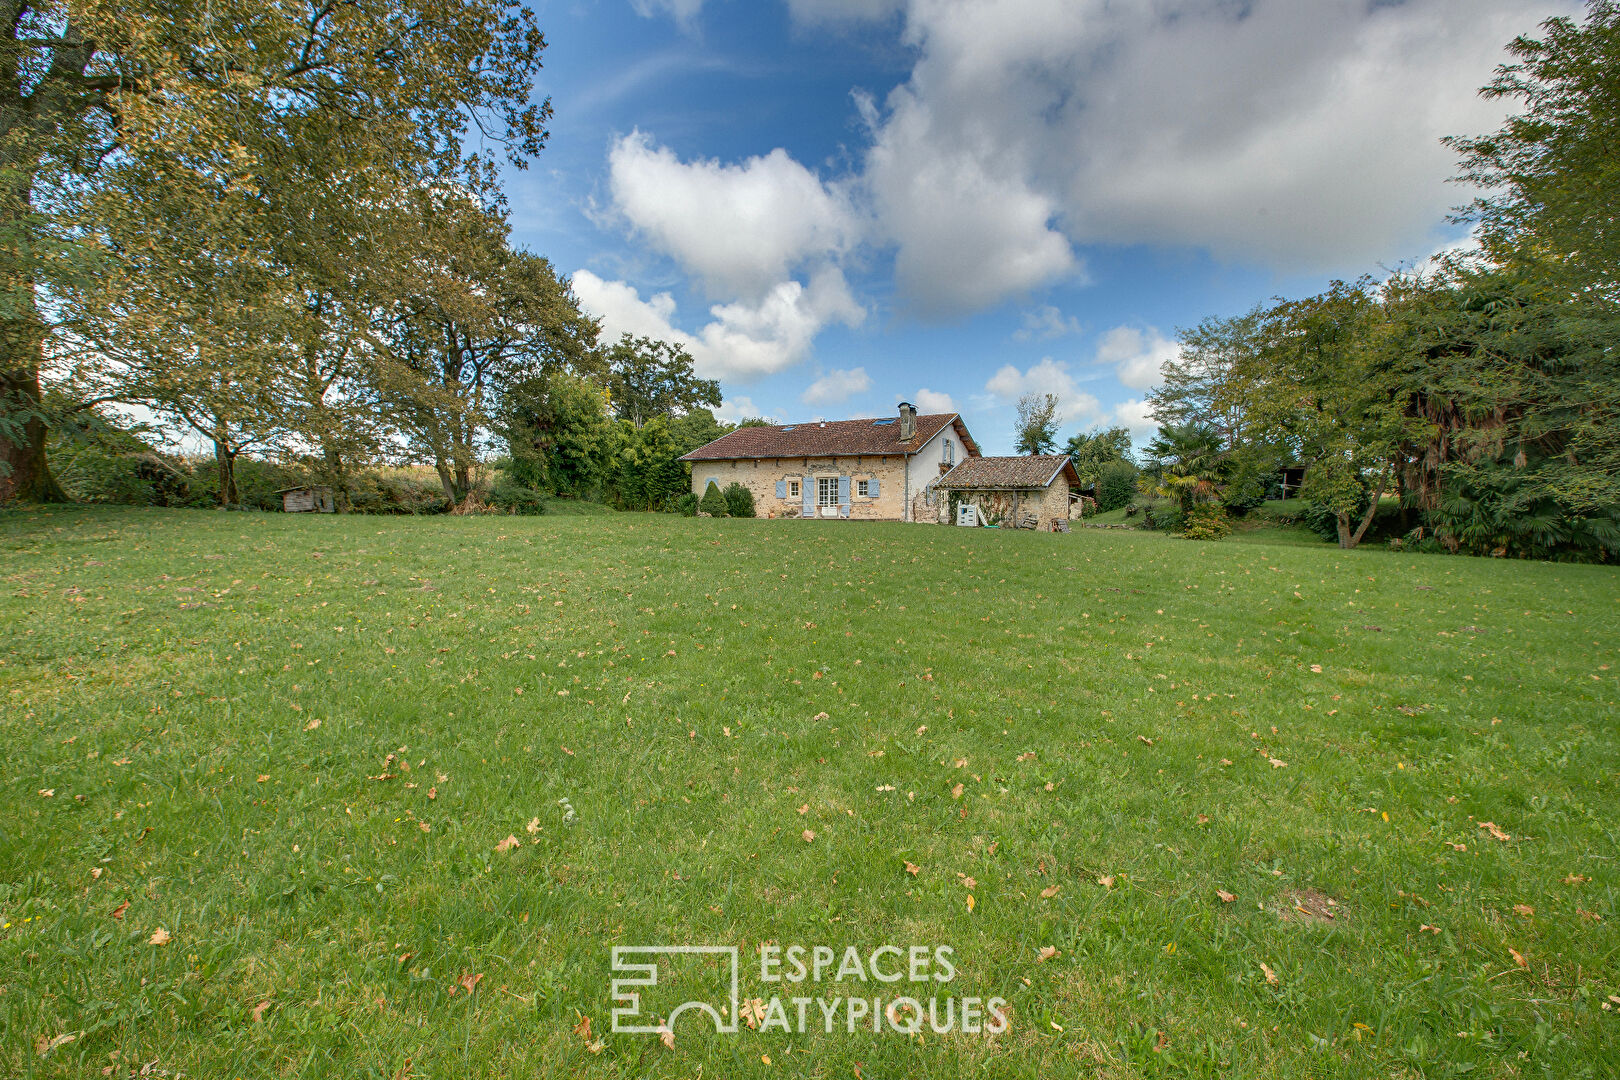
(931, 479), (1073, 529)
(691, 456), (909, 520)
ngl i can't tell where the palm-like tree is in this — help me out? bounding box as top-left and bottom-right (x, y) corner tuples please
(1146, 424), (1226, 509)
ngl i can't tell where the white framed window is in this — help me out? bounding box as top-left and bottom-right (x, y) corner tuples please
(857, 479), (870, 497)
(788, 480), (800, 497)
(818, 477), (839, 508)
(944, 438), (955, 464)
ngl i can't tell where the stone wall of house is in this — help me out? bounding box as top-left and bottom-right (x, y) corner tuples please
(943, 479), (1072, 529)
(690, 455), (913, 520)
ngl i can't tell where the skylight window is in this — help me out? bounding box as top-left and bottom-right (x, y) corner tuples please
(779, 425), (796, 431)
(872, 418), (896, 425)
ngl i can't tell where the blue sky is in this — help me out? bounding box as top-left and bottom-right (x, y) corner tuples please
(503, 0), (1576, 455)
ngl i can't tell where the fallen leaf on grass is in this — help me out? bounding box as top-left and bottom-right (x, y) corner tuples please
(252, 1000), (272, 1023)
(797, 803), (809, 815)
(148, 927), (171, 946)
(1419, 924), (1441, 934)
(495, 835), (520, 853)
(1259, 962), (1278, 986)
(1509, 948), (1528, 969)
(526, 817), (540, 834)
(950, 783), (964, 799)
(1036, 946), (1059, 962)
(966, 894), (976, 913)
(801, 829), (815, 843)
(110, 900), (129, 920)
(38, 789), (53, 798)
(35, 1032), (76, 1056)
(1097, 875), (1115, 889)
(455, 972), (483, 995)
(658, 1023), (675, 1050)
(1040, 884), (1061, 899)
(1478, 821), (1511, 842)
(1220, 758), (1233, 766)
(959, 875), (977, 889)
(904, 862), (921, 876)
(303, 718), (320, 731)
(1564, 874), (1589, 885)
(1217, 890), (1236, 903)
(1137, 735), (1154, 746)
(1016, 751), (1035, 762)
(812, 712), (829, 721)
(740, 998), (766, 1029)
(1513, 904), (1535, 917)
(1267, 758), (1287, 769)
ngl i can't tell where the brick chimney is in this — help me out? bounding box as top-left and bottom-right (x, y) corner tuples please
(898, 401), (916, 441)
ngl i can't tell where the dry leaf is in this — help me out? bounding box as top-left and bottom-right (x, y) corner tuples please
(148, 927), (171, 946)
(1036, 945), (1059, 962)
(38, 788), (53, 798)
(110, 900), (129, 920)
(458, 972), (484, 995)
(252, 1000), (271, 1023)
(1420, 924), (1441, 934)
(1310, 664), (1323, 673)
(1137, 735), (1154, 746)
(959, 875), (977, 889)
(35, 1032), (76, 1057)
(950, 783), (964, 799)
(801, 829), (815, 843)
(1040, 884), (1060, 899)
(904, 862), (921, 876)
(740, 997), (766, 1029)
(1509, 947), (1528, 968)
(1016, 751), (1035, 761)
(797, 803), (809, 815)
(966, 893), (976, 913)
(1220, 758), (1233, 766)
(90, 867), (102, 880)
(658, 1023), (675, 1050)
(1267, 757), (1287, 768)
(1564, 874), (1589, 885)
(1097, 875), (1115, 889)
(1260, 962), (1278, 986)
(1216, 889), (1236, 903)
(812, 712), (829, 721)
(1478, 821), (1511, 841)
(1513, 904), (1534, 917)
(304, 718), (320, 731)
(495, 835), (520, 853)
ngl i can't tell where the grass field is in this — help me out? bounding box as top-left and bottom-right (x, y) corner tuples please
(2, 506), (1617, 1078)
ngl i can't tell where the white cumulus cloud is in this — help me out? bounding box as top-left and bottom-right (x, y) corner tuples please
(984, 357), (1101, 424)
(1095, 326), (1180, 391)
(608, 131), (861, 299)
(572, 266), (864, 383)
(910, 388), (956, 414)
(802, 367), (873, 406)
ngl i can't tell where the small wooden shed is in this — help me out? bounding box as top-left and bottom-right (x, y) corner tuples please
(279, 486), (336, 513)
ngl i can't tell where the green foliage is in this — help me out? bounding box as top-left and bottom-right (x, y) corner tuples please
(500, 372), (612, 498)
(491, 473), (548, 515)
(1096, 460), (1140, 513)
(603, 335), (722, 427)
(722, 482), (755, 518)
(673, 492), (699, 516)
(1064, 426), (1133, 485)
(608, 418), (690, 511)
(667, 408), (734, 455)
(1180, 502), (1231, 540)
(1428, 456), (1620, 562)
(698, 480), (728, 517)
(1145, 503), (1184, 532)
(1014, 392), (1061, 455)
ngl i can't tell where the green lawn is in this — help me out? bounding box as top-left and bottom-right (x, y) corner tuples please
(3, 507), (1617, 1078)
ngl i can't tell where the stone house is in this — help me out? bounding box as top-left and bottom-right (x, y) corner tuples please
(931, 455), (1081, 530)
(678, 402), (980, 521)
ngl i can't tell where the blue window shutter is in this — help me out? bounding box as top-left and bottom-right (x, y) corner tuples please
(838, 475), (851, 515)
(776, 480), (787, 499)
(802, 476), (814, 517)
(869, 478), (880, 498)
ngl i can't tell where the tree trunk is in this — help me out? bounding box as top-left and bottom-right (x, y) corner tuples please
(434, 459), (459, 507)
(213, 432), (239, 507)
(0, 249), (66, 503)
(0, 359), (66, 503)
(1341, 466), (1392, 550)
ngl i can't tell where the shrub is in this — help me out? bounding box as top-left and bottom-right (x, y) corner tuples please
(491, 473), (548, 515)
(1145, 503), (1183, 532)
(722, 481), (756, 518)
(674, 492), (699, 516)
(1181, 502), (1230, 540)
(699, 480), (728, 517)
(1096, 460), (1139, 513)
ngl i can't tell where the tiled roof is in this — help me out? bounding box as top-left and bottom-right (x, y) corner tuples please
(935, 455), (1080, 489)
(679, 414), (975, 461)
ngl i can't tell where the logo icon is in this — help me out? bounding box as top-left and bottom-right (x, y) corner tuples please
(610, 946), (740, 1034)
